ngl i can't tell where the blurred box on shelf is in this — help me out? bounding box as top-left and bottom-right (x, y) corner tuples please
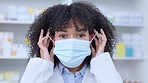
(0, 71), (19, 83)
(8, 6), (17, 20)
(129, 12), (143, 25)
(17, 6), (30, 21)
(116, 42), (125, 58)
(105, 11), (144, 26)
(4, 71), (19, 83)
(0, 32), (28, 58)
(12, 44), (28, 57)
(0, 32), (3, 56)
(115, 33), (143, 59)
(131, 34), (143, 58)
(0, 71), (20, 83)
(122, 33), (133, 57)
(2, 32), (14, 57)
(0, 5), (45, 22)
(0, 71), (4, 81)
(114, 12), (129, 25)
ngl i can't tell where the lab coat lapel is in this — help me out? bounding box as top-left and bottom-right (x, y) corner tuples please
(50, 66), (97, 83)
(82, 67), (97, 83)
(49, 66), (64, 83)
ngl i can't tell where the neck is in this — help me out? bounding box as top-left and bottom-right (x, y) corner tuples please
(66, 63), (84, 74)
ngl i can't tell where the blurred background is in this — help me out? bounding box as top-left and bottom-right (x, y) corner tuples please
(0, 0), (147, 83)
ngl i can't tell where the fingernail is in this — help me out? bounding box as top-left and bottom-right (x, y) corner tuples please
(100, 28), (103, 31)
(41, 29), (43, 32)
(94, 29), (98, 33)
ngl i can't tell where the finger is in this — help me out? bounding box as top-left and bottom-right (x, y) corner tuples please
(94, 29), (98, 35)
(45, 29), (50, 42)
(40, 50), (43, 58)
(98, 34), (103, 45)
(39, 29), (44, 40)
(50, 47), (54, 62)
(46, 38), (50, 47)
(94, 37), (99, 50)
(38, 29), (44, 48)
(38, 37), (46, 46)
(94, 29), (101, 50)
(100, 29), (107, 42)
(46, 29), (50, 36)
(90, 45), (96, 57)
(38, 42), (44, 49)
(98, 33), (106, 50)
(94, 29), (100, 40)
(42, 37), (47, 46)
(50, 47), (54, 57)
(44, 29), (50, 46)
(100, 29), (107, 46)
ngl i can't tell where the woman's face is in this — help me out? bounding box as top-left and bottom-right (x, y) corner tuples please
(54, 21), (91, 41)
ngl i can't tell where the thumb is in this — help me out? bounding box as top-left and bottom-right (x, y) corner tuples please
(50, 47), (55, 62)
(90, 45), (96, 58)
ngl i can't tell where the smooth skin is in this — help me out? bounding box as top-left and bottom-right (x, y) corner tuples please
(37, 21), (107, 74)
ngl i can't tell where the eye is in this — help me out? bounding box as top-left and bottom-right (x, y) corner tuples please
(77, 34), (86, 38)
(59, 34), (68, 39)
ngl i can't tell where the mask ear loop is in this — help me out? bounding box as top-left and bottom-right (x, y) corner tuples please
(47, 29), (55, 43)
(48, 36), (55, 43)
(90, 33), (97, 43)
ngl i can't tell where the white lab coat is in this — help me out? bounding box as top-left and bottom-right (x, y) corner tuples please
(20, 52), (122, 83)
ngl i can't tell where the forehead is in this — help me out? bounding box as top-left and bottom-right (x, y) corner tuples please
(57, 20), (88, 32)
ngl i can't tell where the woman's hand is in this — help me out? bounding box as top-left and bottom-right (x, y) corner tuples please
(37, 29), (54, 62)
(91, 29), (107, 58)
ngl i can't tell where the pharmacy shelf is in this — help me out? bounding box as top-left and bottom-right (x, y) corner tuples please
(113, 23), (143, 27)
(0, 20), (32, 25)
(113, 57), (144, 60)
(0, 56), (29, 59)
(0, 20), (143, 27)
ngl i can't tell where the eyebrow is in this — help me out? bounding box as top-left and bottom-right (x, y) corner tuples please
(57, 29), (67, 32)
(56, 28), (87, 32)
(75, 28), (87, 32)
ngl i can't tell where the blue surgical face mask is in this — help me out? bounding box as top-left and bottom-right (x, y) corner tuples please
(48, 34), (96, 68)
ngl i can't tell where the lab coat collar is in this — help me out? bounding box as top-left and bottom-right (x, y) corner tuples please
(51, 66), (96, 83)
(58, 62), (87, 77)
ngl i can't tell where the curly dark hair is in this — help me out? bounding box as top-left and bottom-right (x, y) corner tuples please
(26, 1), (116, 67)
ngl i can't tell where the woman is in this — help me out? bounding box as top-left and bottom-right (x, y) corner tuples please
(20, 1), (122, 83)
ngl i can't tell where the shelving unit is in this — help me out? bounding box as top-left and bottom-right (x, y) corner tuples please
(0, 56), (29, 59)
(0, 20), (144, 27)
(0, 0), (147, 83)
(113, 57), (144, 61)
(114, 24), (143, 27)
(0, 20), (32, 25)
